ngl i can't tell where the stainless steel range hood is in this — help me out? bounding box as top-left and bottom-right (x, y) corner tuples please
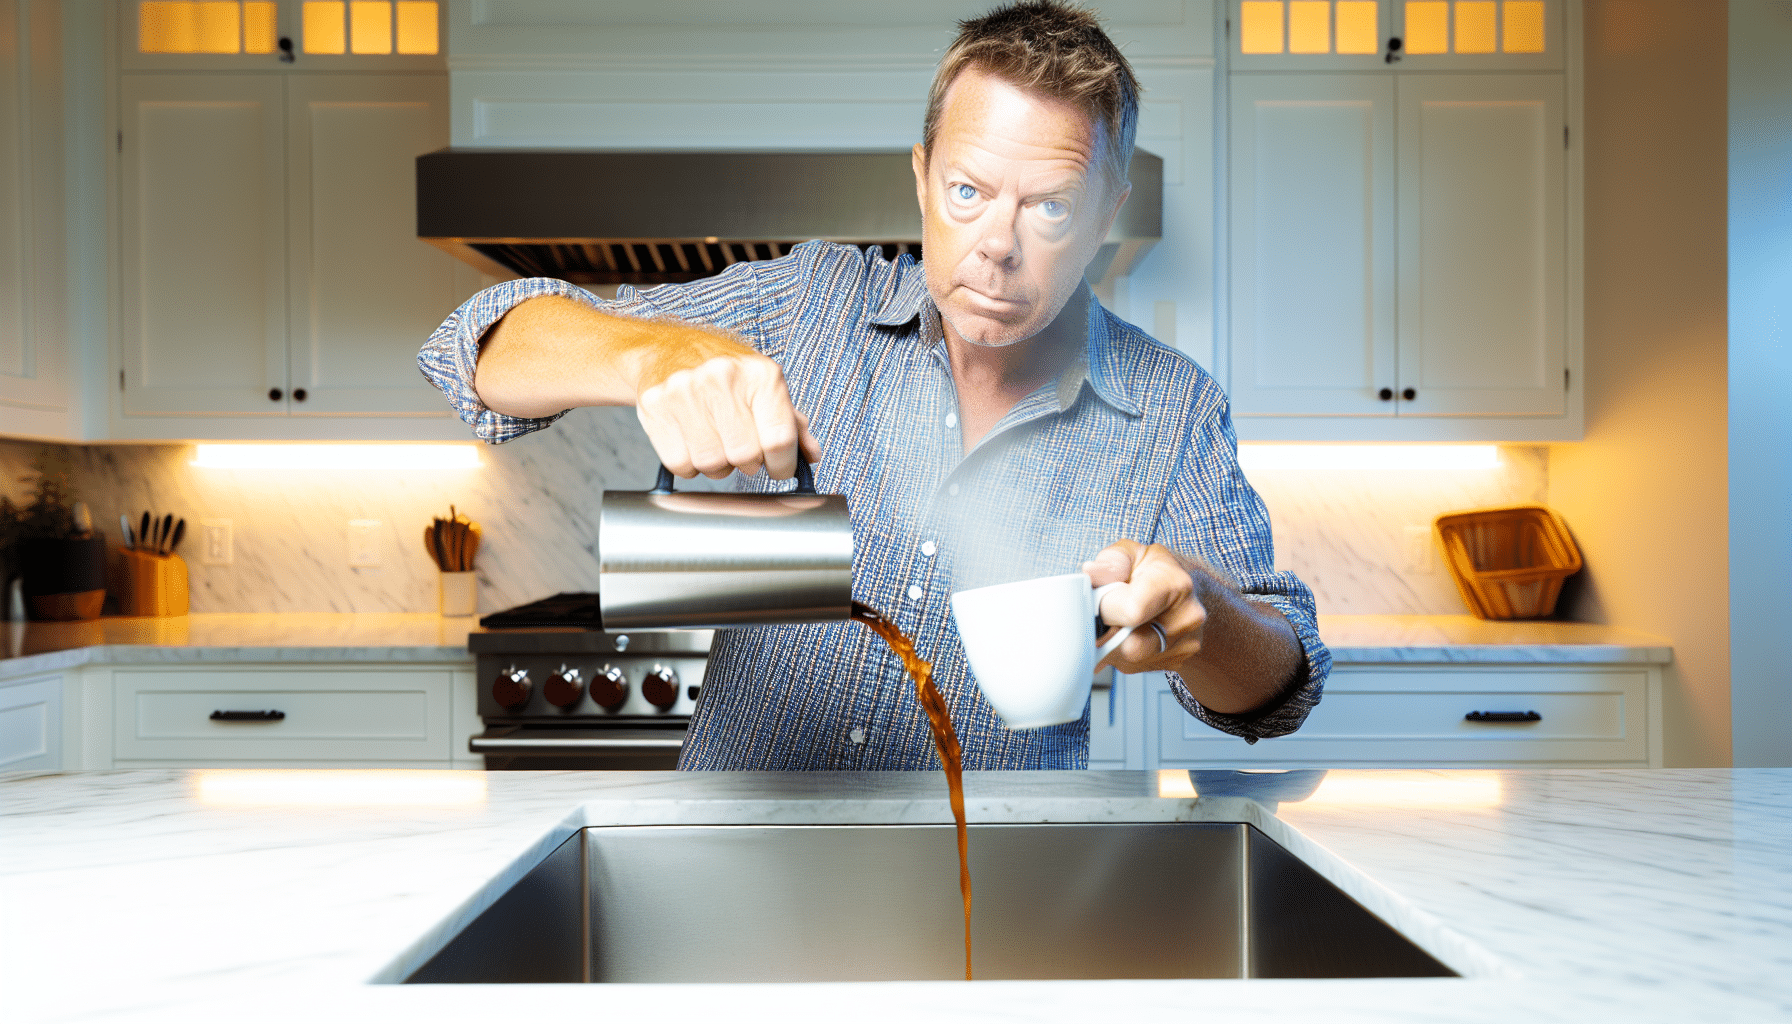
(416, 149), (1161, 287)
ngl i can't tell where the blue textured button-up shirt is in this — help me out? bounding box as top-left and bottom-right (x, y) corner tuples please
(419, 241), (1328, 770)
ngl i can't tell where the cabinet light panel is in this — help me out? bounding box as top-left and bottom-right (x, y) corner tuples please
(1237, 444), (1500, 472)
(1288, 1), (1331, 53)
(139, 1), (237, 53)
(303, 0), (346, 53)
(1403, 1), (1449, 53)
(1502, 0), (1545, 52)
(195, 770), (487, 807)
(243, 1), (276, 52)
(1455, 0), (1497, 51)
(350, 0), (392, 54)
(1335, 1), (1380, 53)
(395, 1), (439, 54)
(191, 444), (481, 470)
(1240, 0), (1286, 53)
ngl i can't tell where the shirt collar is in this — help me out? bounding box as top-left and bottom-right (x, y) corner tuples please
(874, 262), (1142, 419)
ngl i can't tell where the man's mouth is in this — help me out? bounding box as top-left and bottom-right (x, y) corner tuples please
(958, 285), (1027, 310)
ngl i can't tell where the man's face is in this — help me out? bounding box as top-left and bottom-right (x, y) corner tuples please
(912, 66), (1130, 349)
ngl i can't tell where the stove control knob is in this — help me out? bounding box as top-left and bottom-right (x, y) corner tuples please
(591, 665), (629, 711)
(643, 664), (680, 709)
(491, 666), (531, 710)
(544, 665), (584, 709)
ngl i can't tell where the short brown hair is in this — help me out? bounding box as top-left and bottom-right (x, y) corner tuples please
(922, 1), (1141, 191)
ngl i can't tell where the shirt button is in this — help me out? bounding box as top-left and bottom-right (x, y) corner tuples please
(921, 540), (937, 557)
(947, 484), (960, 497)
(907, 585), (924, 601)
(945, 412), (959, 428)
(849, 728), (866, 745)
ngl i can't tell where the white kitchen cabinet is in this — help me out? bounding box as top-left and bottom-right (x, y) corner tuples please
(1227, 72), (1567, 431)
(116, 71), (477, 438)
(0, 672), (63, 771)
(17, 660), (480, 769)
(0, 0), (76, 440)
(1087, 670), (1150, 770)
(1153, 662), (1661, 768)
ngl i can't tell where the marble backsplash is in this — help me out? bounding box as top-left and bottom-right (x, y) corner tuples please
(0, 425), (1547, 618)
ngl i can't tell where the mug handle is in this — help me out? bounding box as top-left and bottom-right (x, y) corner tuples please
(1091, 581), (1135, 663)
(651, 457), (816, 495)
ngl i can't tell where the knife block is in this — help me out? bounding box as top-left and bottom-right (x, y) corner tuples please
(110, 548), (189, 617)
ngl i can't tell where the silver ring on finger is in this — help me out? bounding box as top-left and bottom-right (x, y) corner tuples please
(1148, 621), (1168, 654)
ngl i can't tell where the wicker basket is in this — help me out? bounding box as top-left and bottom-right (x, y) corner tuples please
(1434, 505), (1583, 620)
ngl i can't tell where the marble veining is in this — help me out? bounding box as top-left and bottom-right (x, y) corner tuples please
(2, 769), (1787, 1024)
(1, 434), (1549, 617)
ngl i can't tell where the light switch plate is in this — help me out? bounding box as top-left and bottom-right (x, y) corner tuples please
(348, 519), (382, 567)
(199, 519), (233, 566)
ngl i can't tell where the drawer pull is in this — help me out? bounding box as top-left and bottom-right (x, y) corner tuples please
(210, 710), (286, 722)
(1465, 710), (1541, 723)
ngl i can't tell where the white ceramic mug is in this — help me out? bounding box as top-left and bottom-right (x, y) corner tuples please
(950, 572), (1135, 730)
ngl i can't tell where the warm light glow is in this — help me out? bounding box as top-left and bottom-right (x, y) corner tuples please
(1335, 1), (1380, 53)
(1502, 0), (1545, 52)
(350, 0), (392, 53)
(139, 1), (242, 53)
(1238, 444), (1501, 472)
(304, 0), (347, 53)
(1403, 0), (1449, 53)
(191, 444), (481, 470)
(1240, 1), (1286, 53)
(243, 0), (277, 52)
(195, 769), (487, 807)
(1288, 1), (1331, 52)
(1302, 771), (1504, 808)
(395, 1), (439, 54)
(1455, 0), (1497, 52)
(1157, 769), (1198, 798)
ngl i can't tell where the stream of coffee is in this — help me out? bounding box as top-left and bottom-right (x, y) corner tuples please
(849, 600), (972, 981)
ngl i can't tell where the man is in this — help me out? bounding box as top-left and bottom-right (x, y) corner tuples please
(419, 0), (1329, 770)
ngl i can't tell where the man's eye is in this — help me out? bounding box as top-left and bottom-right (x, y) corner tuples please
(952, 183), (978, 202)
(1040, 199), (1068, 218)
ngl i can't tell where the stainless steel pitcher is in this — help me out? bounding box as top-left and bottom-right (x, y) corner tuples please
(599, 462), (853, 630)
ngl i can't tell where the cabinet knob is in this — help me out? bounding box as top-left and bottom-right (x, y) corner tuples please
(1378, 387), (1394, 401)
(1385, 36), (1403, 63)
(293, 388), (308, 402)
(1402, 387), (1416, 401)
(278, 36), (294, 63)
(268, 388), (283, 401)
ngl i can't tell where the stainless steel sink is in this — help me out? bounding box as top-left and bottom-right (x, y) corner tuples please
(405, 822), (1454, 983)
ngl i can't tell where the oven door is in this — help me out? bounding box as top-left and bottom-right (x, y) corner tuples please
(470, 724), (687, 771)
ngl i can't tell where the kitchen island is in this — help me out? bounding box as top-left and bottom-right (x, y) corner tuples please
(3, 768), (1785, 1023)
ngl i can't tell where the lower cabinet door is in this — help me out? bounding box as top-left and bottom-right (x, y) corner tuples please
(0, 675), (63, 772)
(114, 669), (453, 764)
(1159, 666), (1651, 767)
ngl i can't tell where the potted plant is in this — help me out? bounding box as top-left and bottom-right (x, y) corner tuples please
(10, 451), (106, 621)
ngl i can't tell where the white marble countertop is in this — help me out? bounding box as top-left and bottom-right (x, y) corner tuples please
(2, 768), (1783, 1023)
(1, 612), (1672, 681)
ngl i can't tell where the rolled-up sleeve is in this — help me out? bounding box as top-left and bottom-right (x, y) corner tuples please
(1151, 380), (1330, 742)
(418, 249), (813, 444)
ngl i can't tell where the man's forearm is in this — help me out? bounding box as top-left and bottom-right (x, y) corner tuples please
(1173, 570), (1304, 716)
(473, 294), (749, 418)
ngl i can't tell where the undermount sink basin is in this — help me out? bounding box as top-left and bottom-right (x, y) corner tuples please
(405, 822), (1455, 983)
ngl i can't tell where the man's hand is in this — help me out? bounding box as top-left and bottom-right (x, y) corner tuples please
(1082, 539), (1304, 716)
(1081, 540), (1208, 674)
(475, 295), (820, 480)
(635, 342), (822, 481)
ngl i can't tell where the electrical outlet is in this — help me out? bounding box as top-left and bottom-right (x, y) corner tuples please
(1404, 525), (1436, 573)
(200, 519), (233, 566)
(348, 519), (382, 567)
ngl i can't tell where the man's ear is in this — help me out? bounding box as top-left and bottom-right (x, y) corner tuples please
(1097, 178), (1133, 242)
(911, 143), (929, 215)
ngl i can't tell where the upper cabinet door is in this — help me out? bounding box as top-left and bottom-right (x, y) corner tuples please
(1229, 0), (1565, 72)
(284, 74), (465, 417)
(120, 74), (287, 416)
(1396, 74), (1565, 416)
(1228, 74), (1397, 417)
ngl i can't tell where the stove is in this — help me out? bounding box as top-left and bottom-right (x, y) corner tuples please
(468, 592), (713, 770)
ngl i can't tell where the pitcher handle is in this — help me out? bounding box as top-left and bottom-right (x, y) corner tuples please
(1090, 581), (1136, 663)
(651, 457), (816, 495)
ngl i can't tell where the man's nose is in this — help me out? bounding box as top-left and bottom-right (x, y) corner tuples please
(974, 205), (1022, 268)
